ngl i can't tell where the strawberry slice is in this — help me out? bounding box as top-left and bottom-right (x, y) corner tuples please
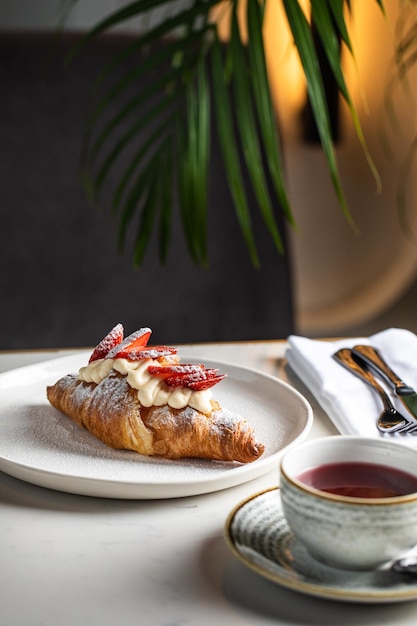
(89, 323), (124, 362)
(165, 368), (224, 388)
(107, 327), (152, 359)
(187, 374), (227, 391)
(148, 364), (205, 378)
(115, 345), (177, 361)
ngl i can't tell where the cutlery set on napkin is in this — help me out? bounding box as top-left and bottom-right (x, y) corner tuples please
(286, 328), (417, 439)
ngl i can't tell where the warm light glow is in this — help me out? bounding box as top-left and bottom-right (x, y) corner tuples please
(210, 0), (248, 42)
(340, 2), (390, 111)
(263, 0), (309, 131)
(210, 0), (417, 139)
(211, 0), (310, 133)
(210, 0), (417, 335)
(263, 0), (402, 138)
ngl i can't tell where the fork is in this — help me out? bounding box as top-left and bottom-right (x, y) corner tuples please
(333, 348), (417, 434)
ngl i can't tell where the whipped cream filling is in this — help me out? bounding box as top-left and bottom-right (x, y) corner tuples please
(78, 357), (213, 414)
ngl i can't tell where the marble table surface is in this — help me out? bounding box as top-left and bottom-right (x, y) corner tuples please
(2, 341), (417, 625)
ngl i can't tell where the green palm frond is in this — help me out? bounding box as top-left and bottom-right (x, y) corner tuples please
(309, 0), (381, 191)
(211, 30), (260, 266)
(66, 0), (388, 267)
(177, 57), (210, 266)
(246, 0), (295, 229)
(75, 2), (217, 264)
(283, 0), (354, 227)
(230, 0), (285, 253)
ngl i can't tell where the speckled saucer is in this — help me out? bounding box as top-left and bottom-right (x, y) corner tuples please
(225, 488), (417, 603)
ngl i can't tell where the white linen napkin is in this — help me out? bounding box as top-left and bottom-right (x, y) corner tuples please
(286, 328), (417, 438)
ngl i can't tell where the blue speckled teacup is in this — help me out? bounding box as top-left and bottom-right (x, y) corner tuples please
(280, 436), (417, 570)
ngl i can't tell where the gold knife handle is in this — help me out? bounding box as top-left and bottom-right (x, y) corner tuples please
(352, 345), (414, 396)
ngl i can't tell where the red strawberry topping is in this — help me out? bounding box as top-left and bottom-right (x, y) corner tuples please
(148, 362), (226, 390)
(115, 346), (178, 361)
(107, 327), (152, 359)
(89, 323), (124, 362)
(88, 322), (227, 392)
(148, 364), (205, 378)
(186, 373), (227, 390)
(161, 368), (226, 390)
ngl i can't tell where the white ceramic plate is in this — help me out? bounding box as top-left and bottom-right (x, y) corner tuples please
(225, 488), (417, 603)
(0, 352), (312, 499)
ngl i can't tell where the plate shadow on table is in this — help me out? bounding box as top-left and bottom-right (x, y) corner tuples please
(0, 469), (140, 513)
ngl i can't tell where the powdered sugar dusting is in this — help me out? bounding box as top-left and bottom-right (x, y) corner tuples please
(106, 327), (152, 358)
(0, 351), (312, 498)
(89, 323), (124, 362)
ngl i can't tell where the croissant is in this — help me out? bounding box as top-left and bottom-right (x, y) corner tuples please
(47, 371), (265, 463)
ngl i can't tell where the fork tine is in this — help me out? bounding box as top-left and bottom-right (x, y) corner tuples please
(402, 424), (417, 434)
(393, 421), (417, 434)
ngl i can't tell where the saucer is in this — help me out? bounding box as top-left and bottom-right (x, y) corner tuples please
(225, 488), (417, 603)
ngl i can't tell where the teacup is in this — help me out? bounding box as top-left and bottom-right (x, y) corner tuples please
(279, 436), (417, 570)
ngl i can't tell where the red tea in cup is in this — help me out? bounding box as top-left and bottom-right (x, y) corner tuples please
(297, 461), (417, 498)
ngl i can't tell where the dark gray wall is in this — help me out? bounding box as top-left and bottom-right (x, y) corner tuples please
(0, 33), (294, 349)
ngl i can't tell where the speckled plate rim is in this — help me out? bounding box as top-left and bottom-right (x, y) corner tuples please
(224, 488), (417, 604)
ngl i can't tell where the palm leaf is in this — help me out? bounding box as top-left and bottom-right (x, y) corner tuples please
(246, 0), (296, 228)
(89, 2), (215, 93)
(184, 59), (210, 265)
(73, 4), (215, 265)
(177, 65), (210, 266)
(111, 112), (177, 215)
(310, 0), (381, 191)
(230, 3), (285, 252)
(66, 0), (199, 64)
(92, 91), (178, 195)
(84, 36), (208, 199)
(132, 165), (160, 267)
(64, 0), (397, 268)
(282, 0), (355, 228)
(116, 154), (157, 253)
(86, 31), (205, 161)
(84, 4), (217, 114)
(211, 31), (260, 267)
(158, 138), (174, 263)
(326, 0), (353, 53)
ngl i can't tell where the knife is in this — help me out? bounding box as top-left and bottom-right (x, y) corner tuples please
(352, 344), (417, 421)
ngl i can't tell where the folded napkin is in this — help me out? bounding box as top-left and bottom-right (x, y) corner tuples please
(286, 328), (417, 438)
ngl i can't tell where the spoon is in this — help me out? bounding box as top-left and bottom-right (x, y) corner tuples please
(392, 554), (417, 575)
(333, 348), (413, 433)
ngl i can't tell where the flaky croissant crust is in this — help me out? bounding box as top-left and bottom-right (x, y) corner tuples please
(47, 371), (265, 463)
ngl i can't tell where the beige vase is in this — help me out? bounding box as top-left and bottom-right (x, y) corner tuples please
(265, 0), (417, 336)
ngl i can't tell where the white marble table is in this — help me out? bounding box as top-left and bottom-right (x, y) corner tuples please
(1, 342), (417, 625)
